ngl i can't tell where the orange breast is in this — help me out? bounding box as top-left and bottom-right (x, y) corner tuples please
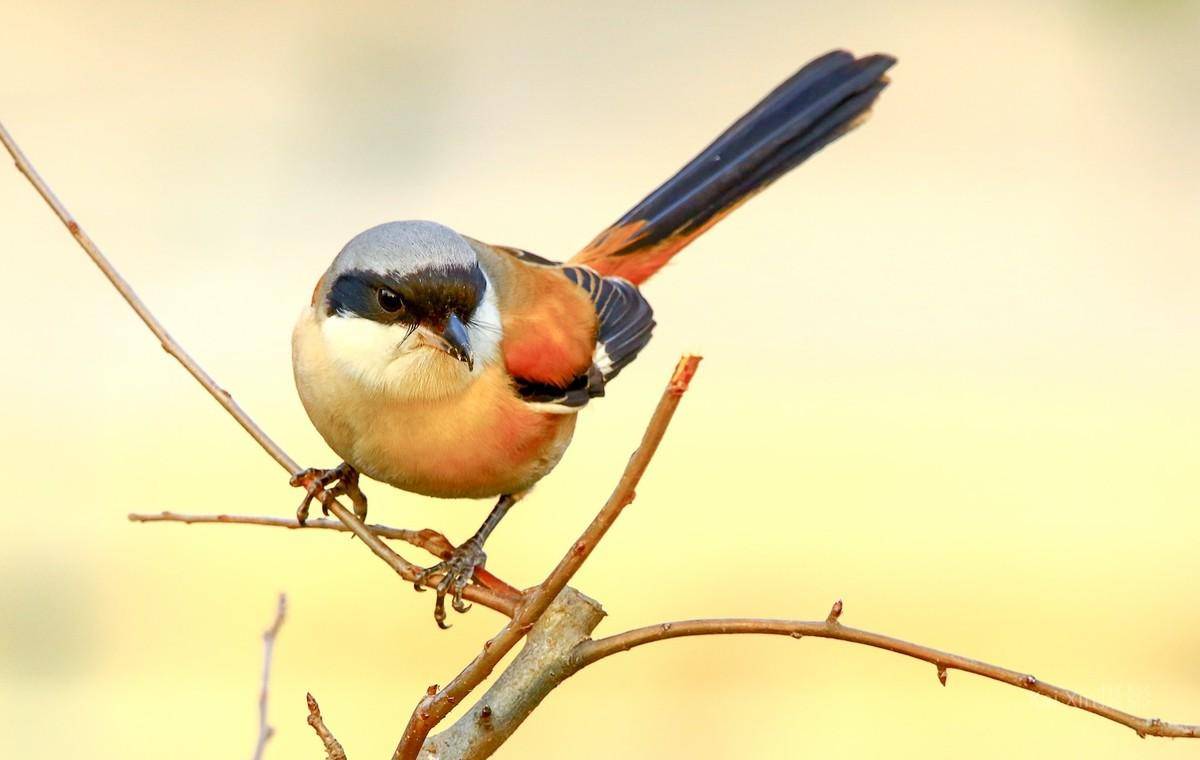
(353, 364), (579, 499)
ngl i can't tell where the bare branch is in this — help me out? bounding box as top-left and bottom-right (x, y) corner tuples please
(393, 355), (702, 759)
(306, 693), (348, 760)
(0, 120), (516, 616)
(127, 511), (521, 603)
(570, 606), (1200, 740)
(251, 594), (287, 760)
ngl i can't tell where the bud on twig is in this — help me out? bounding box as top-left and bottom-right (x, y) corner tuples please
(826, 599), (843, 624)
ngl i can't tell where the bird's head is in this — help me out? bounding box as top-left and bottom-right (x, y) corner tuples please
(312, 220), (502, 400)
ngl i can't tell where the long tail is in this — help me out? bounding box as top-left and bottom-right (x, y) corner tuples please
(570, 50), (896, 285)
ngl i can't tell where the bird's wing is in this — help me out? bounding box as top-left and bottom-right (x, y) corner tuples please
(474, 242), (654, 412)
(559, 265), (655, 384)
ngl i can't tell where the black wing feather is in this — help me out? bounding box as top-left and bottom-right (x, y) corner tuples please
(563, 266), (655, 383)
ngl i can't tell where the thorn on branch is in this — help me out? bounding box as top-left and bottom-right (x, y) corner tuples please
(826, 599), (843, 624)
(937, 666), (948, 686)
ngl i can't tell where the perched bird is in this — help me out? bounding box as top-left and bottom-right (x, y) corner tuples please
(292, 50), (895, 625)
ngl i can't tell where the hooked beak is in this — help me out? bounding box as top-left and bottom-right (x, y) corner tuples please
(429, 313), (474, 371)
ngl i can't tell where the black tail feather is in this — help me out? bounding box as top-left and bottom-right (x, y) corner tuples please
(573, 50), (895, 284)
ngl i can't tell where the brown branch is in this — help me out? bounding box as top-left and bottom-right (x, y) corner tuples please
(570, 602), (1200, 740)
(0, 120), (517, 617)
(306, 693), (348, 760)
(393, 355), (702, 760)
(251, 594), (287, 760)
(127, 511), (521, 602)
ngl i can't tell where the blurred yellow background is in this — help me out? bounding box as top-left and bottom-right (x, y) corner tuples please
(2, 1), (1197, 757)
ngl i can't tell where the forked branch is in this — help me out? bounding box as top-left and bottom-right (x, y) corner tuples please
(393, 355), (701, 760)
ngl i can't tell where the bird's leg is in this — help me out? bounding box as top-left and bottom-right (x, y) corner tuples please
(289, 462), (368, 525)
(414, 493), (519, 628)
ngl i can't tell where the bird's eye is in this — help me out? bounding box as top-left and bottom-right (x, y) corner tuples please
(377, 287), (404, 312)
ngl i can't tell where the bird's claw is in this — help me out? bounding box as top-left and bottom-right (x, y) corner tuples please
(413, 539), (487, 629)
(290, 463), (368, 525)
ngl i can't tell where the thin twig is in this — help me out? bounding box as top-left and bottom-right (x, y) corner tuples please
(393, 355), (702, 760)
(0, 121), (296, 474)
(251, 594), (287, 760)
(0, 120), (514, 616)
(306, 693), (348, 760)
(570, 602), (1200, 740)
(131, 511), (451, 551)
(127, 511), (521, 602)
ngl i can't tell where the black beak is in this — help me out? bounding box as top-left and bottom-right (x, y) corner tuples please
(435, 314), (474, 371)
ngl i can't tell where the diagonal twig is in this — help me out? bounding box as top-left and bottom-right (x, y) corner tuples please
(0, 122), (297, 474)
(393, 355), (702, 760)
(0, 119), (513, 616)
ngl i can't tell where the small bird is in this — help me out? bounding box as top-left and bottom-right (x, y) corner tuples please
(292, 50), (895, 625)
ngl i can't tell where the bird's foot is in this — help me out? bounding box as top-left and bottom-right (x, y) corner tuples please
(290, 462), (368, 525)
(413, 537), (487, 629)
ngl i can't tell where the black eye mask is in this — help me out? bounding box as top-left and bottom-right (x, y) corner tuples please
(326, 265), (487, 328)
